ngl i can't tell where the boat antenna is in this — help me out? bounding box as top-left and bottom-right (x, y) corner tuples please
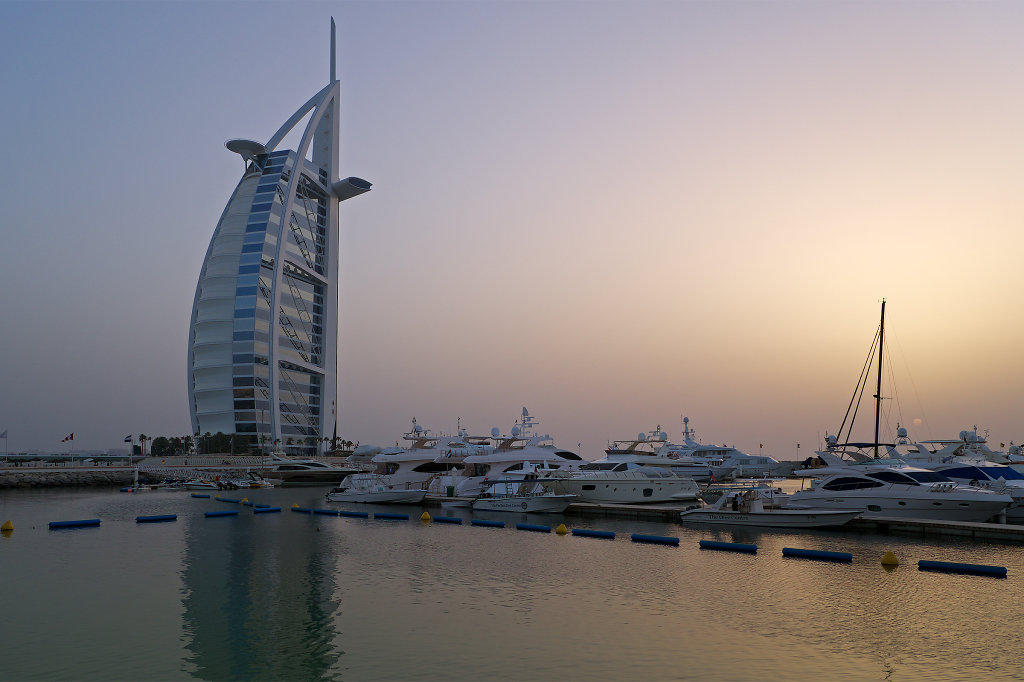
(873, 299), (886, 458)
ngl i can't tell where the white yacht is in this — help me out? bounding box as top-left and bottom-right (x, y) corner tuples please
(351, 419), (483, 493)
(471, 463), (576, 513)
(880, 427), (1024, 523)
(452, 409), (584, 497)
(680, 487), (862, 528)
(663, 417), (780, 479)
(790, 462), (1012, 522)
(547, 462), (701, 504)
(264, 454), (360, 487)
(325, 476), (427, 504)
(598, 427), (721, 481)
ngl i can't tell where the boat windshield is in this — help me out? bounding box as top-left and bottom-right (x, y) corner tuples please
(904, 471), (952, 484)
(942, 465), (1024, 481)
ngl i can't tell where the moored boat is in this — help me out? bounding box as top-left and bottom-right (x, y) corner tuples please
(679, 487), (862, 528)
(325, 475), (427, 504)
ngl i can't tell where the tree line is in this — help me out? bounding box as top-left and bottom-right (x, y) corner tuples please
(134, 433), (357, 457)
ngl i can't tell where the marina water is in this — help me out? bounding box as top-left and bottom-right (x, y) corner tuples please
(3, 486), (1024, 681)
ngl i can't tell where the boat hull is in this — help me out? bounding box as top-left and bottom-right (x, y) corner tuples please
(553, 477), (700, 504)
(471, 495), (575, 513)
(326, 489), (427, 504)
(679, 508), (862, 528)
(788, 490), (1010, 523)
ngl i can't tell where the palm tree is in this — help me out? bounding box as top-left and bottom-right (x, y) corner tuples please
(138, 434), (147, 457)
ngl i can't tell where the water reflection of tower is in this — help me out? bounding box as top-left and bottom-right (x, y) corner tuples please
(180, 509), (343, 680)
(187, 17), (371, 457)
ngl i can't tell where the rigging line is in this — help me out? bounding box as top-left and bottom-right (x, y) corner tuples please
(883, 334), (902, 440)
(890, 326), (932, 442)
(846, 356), (873, 445)
(837, 327), (880, 441)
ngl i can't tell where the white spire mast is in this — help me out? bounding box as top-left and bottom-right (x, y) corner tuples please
(330, 17), (337, 83)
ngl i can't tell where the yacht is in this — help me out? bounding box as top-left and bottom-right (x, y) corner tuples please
(452, 409), (584, 497)
(880, 427), (1024, 523)
(352, 419), (483, 493)
(598, 426), (726, 481)
(471, 463), (576, 513)
(547, 462), (701, 504)
(325, 476), (427, 504)
(264, 454), (360, 487)
(663, 417), (780, 479)
(790, 462), (1012, 522)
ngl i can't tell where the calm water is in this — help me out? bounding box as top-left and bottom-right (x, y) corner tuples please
(2, 486), (1023, 681)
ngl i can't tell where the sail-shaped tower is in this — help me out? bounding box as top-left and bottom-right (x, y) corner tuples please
(188, 20), (370, 456)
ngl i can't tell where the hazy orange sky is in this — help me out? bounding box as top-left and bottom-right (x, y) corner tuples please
(1, 1), (1021, 458)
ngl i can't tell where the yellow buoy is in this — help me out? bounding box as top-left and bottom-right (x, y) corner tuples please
(240, 498), (248, 504)
(555, 523), (568, 535)
(420, 512), (431, 522)
(1, 520), (13, 532)
(292, 503), (299, 507)
(881, 551), (900, 567)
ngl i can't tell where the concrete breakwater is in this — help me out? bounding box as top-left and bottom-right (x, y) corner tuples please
(0, 468), (138, 489)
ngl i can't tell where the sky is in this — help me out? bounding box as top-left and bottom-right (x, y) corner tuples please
(1, 1), (1022, 459)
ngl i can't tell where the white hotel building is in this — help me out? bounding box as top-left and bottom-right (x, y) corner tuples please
(188, 23), (370, 455)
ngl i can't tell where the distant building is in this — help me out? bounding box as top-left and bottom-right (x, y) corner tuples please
(188, 21), (370, 456)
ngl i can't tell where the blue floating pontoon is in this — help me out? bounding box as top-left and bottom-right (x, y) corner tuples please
(699, 539), (756, 553)
(631, 533), (679, 546)
(515, 523), (551, 533)
(253, 506), (281, 514)
(136, 514), (177, 524)
(374, 513), (410, 521)
(48, 519), (101, 530)
(313, 508), (340, 516)
(205, 510), (239, 518)
(338, 510), (370, 519)
(432, 516), (463, 524)
(471, 519), (504, 528)
(918, 560), (1007, 578)
(783, 547), (853, 563)
(572, 528), (616, 540)
(290, 507), (313, 514)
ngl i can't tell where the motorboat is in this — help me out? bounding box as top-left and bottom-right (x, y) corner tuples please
(598, 427), (722, 481)
(470, 462), (576, 513)
(263, 453), (360, 487)
(365, 419), (484, 492)
(547, 462), (701, 503)
(452, 409), (584, 497)
(679, 487), (862, 528)
(325, 476), (427, 504)
(662, 417), (781, 479)
(790, 463), (1012, 522)
(879, 427), (1024, 523)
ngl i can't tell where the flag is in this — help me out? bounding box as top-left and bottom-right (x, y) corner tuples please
(62, 433), (74, 442)
(0, 429), (7, 439)
(124, 435), (132, 443)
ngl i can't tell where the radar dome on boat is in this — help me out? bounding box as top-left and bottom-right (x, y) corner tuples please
(897, 427), (908, 438)
(491, 427), (500, 437)
(511, 426), (521, 436)
(826, 435), (838, 445)
(959, 430), (969, 441)
(683, 417), (689, 424)
(414, 424), (423, 433)
(638, 432), (646, 441)
(660, 432), (668, 441)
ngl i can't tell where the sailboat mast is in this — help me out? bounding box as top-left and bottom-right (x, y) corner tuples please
(873, 299), (886, 458)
